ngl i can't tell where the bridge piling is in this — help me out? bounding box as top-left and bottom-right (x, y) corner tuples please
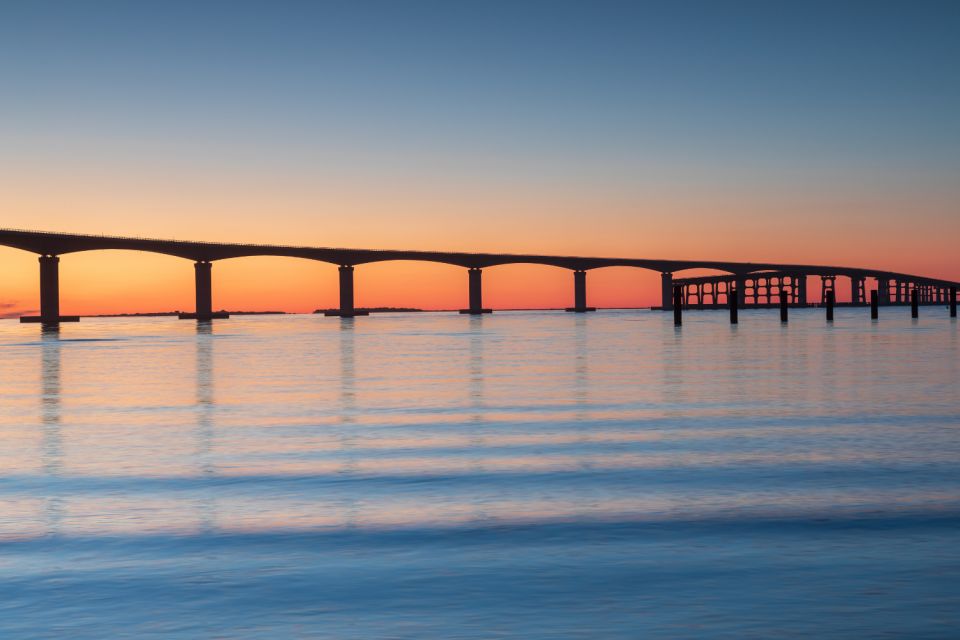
(729, 287), (738, 324)
(878, 279), (890, 306)
(325, 265), (369, 317)
(566, 270), (596, 313)
(459, 268), (492, 315)
(196, 261), (212, 318)
(826, 290), (835, 322)
(735, 276), (746, 308)
(779, 290), (788, 322)
(179, 261), (229, 320)
(851, 276), (865, 306)
(797, 276), (807, 307)
(661, 273), (673, 310)
(871, 290), (878, 319)
(40, 256), (59, 320)
(911, 289), (919, 318)
(673, 286), (682, 326)
(20, 255), (79, 324)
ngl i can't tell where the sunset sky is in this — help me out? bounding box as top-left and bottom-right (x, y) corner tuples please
(2, 1), (958, 315)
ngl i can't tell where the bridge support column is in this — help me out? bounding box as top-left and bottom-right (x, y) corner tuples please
(325, 265), (369, 317)
(735, 276), (746, 307)
(459, 268), (492, 314)
(179, 261), (229, 320)
(20, 255), (79, 324)
(851, 276), (864, 305)
(566, 270), (595, 312)
(877, 279), (890, 305)
(820, 276), (836, 305)
(661, 272), (673, 310)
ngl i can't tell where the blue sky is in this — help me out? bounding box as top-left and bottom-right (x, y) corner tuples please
(3, 0), (958, 182)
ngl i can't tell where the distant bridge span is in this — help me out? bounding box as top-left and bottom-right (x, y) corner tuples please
(1, 228), (957, 322)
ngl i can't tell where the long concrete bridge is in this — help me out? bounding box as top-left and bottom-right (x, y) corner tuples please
(1, 228), (957, 323)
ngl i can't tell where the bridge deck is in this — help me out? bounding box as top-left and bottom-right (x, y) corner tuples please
(1, 228), (956, 287)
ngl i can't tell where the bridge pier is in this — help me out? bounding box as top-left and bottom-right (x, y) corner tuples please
(20, 255), (79, 324)
(796, 275), (807, 306)
(673, 285), (683, 325)
(179, 261), (229, 320)
(566, 270), (595, 312)
(660, 272), (673, 310)
(325, 265), (369, 317)
(851, 276), (865, 305)
(877, 278), (891, 305)
(820, 276), (836, 305)
(735, 276), (746, 307)
(459, 268), (492, 314)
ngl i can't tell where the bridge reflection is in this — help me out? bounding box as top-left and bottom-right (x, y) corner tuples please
(40, 327), (65, 535)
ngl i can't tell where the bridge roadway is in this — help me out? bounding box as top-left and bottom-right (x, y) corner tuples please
(1, 228), (957, 322)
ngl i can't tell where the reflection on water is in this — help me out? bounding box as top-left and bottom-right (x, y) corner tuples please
(195, 322), (215, 476)
(1, 309), (959, 638)
(337, 318), (360, 525)
(40, 326), (63, 534)
(195, 322), (217, 532)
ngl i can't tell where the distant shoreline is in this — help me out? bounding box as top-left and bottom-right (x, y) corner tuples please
(312, 307), (424, 314)
(55, 307), (663, 319)
(83, 311), (288, 318)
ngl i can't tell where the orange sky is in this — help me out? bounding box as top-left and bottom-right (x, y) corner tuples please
(1, 177), (957, 317)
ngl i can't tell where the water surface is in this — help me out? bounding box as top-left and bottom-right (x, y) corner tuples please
(1, 309), (958, 638)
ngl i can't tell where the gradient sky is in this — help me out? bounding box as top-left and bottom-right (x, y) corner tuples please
(1, 0), (958, 315)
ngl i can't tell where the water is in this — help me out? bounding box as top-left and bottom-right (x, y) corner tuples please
(1, 308), (958, 638)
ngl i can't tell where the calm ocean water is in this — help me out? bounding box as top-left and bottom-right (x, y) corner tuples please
(1, 308), (958, 638)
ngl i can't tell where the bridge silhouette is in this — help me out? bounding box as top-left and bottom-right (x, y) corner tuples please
(2, 228), (958, 323)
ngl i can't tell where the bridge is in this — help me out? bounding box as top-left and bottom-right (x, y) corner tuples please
(1, 228), (957, 323)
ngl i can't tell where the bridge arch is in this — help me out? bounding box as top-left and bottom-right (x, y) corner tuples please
(573, 266), (662, 308)
(206, 255), (338, 314)
(58, 249), (194, 316)
(339, 260), (465, 311)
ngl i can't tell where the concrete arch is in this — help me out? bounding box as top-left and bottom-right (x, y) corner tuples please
(666, 266), (737, 277)
(56, 249), (196, 317)
(341, 259), (466, 311)
(202, 255), (339, 314)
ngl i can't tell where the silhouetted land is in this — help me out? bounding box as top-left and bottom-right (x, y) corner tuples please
(86, 311), (287, 317)
(313, 307), (423, 314)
